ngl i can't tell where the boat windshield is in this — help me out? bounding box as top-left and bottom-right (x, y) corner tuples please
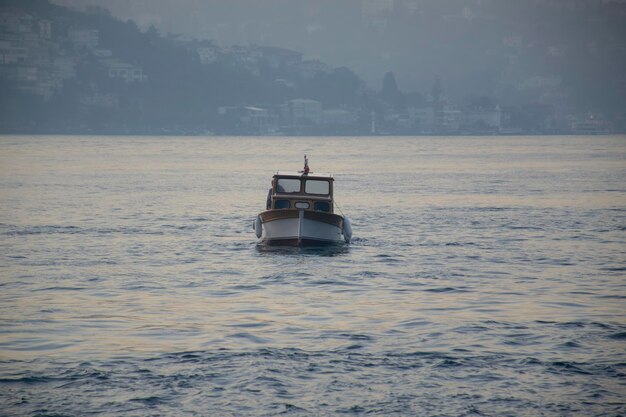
(305, 180), (329, 195)
(276, 178), (301, 193)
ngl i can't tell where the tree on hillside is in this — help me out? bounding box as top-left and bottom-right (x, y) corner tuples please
(381, 71), (404, 109)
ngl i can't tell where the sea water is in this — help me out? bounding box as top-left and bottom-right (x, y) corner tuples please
(0, 135), (625, 416)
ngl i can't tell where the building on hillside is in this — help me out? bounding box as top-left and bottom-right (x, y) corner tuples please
(297, 59), (332, 79)
(258, 46), (302, 70)
(101, 58), (146, 82)
(288, 99), (322, 126)
(406, 105), (462, 134)
(227, 45), (261, 63)
(240, 106), (280, 134)
(464, 105), (502, 133)
(68, 28), (99, 50)
(0, 12), (35, 34)
(197, 46), (219, 64)
(53, 56), (75, 79)
(408, 107), (434, 133)
(218, 106), (280, 135)
(93, 49), (112, 58)
(362, 0), (394, 14)
(570, 114), (611, 135)
(38, 19), (52, 39)
(0, 42), (27, 64)
(16, 65), (37, 82)
(500, 103), (555, 134)
(274, 78), (293, 88)
(437, 106), (462, 133)
(361, 0), (394, 30)
(6, 65), (56, 99)
(80, 92), (119, 109)
(321, 109), (357, 126)
(224, 45), (261, 76)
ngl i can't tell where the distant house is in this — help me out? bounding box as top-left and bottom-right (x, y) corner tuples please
(53, 56), (75, 79)
(218, 106), (280, 134)
(382, 110), (407, 131)
(224, 45), (261, 76)
(16, 65), (37, 82)
(0, 12), (22, 33)
(570, 114), (610, 135)
(408, 107), (434, 133)
(100, 58), (146, 82)
(362, 0), (394, 15)
(288, 99), (321, 126)
(0, 43), (27, 65)
(258, 46), (302, 70)
(11, 65), (56, 98)
(361, 0), (394, 30)
(406, 105), (462, 134)
(437, 106), (462, 133)
(298, 60), (332, 80)
(465, 105), (502, 133)
(274, 78), (294, 88)
(0, 12), (35, 34)
(38, 19), (52, 40)
(227, 45), (261, 63)
(93, 49), (112, 58)
(80, 92), (119, 109)
(68, 28), (99, 49)
(196, 46), (219, 64)
(321, 109), (357, 126)
(240, 106), (280, 134)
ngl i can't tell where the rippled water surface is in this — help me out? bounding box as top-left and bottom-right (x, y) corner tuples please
(1, 135), (625, 416)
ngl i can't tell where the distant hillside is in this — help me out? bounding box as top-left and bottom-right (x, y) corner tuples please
(1, 0), (625, 135)
(50, 0), (626, 114)
(0, 0), (366, 134)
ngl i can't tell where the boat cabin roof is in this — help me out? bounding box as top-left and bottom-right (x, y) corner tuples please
(274, 170), (334, 180)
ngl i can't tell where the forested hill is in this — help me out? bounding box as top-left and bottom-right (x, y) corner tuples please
(0, 0), (365, 134)
(2, 0), (625, 134)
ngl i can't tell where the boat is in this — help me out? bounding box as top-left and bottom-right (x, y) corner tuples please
(254, 156), (352, 246)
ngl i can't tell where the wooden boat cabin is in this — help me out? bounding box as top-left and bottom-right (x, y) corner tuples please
(267, 171), (335, 213)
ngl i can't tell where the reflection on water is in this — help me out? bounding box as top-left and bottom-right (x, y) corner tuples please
(0, 135), (625, 415)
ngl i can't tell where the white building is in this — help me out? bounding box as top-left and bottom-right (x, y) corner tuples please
(361, 0), (394, 30)
(289, 99), (321, 126)
(0, 44), (27, 65)
(362, 0), (394, 16)
(258, 46), (302, 70)
(321, 109), (357, 126)
(16, 66), (37, 82)
(101, 58), (146, 82)
(53, 56), (75, 79)
(197, 46), (218, 64)
(38, 19), (52, 40)
(219, 106), (280, 134)
(240, 107), (280, 134)
(81, 92), (119, 109)
(465, 105), (502, 132)
(437, 106), (462, 133)
(298, 60), (332, 80)
(93, 49), (113, 58)
(68, 28), (99, 49)
(408, 107), (434, 132)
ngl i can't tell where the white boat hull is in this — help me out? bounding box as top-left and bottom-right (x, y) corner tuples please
(257, 209), (345, 246)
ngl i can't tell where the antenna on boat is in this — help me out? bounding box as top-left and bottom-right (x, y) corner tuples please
(303, 154), (310, 175)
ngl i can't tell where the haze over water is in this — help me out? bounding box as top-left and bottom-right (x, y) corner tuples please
(0, 135), (625, 415)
